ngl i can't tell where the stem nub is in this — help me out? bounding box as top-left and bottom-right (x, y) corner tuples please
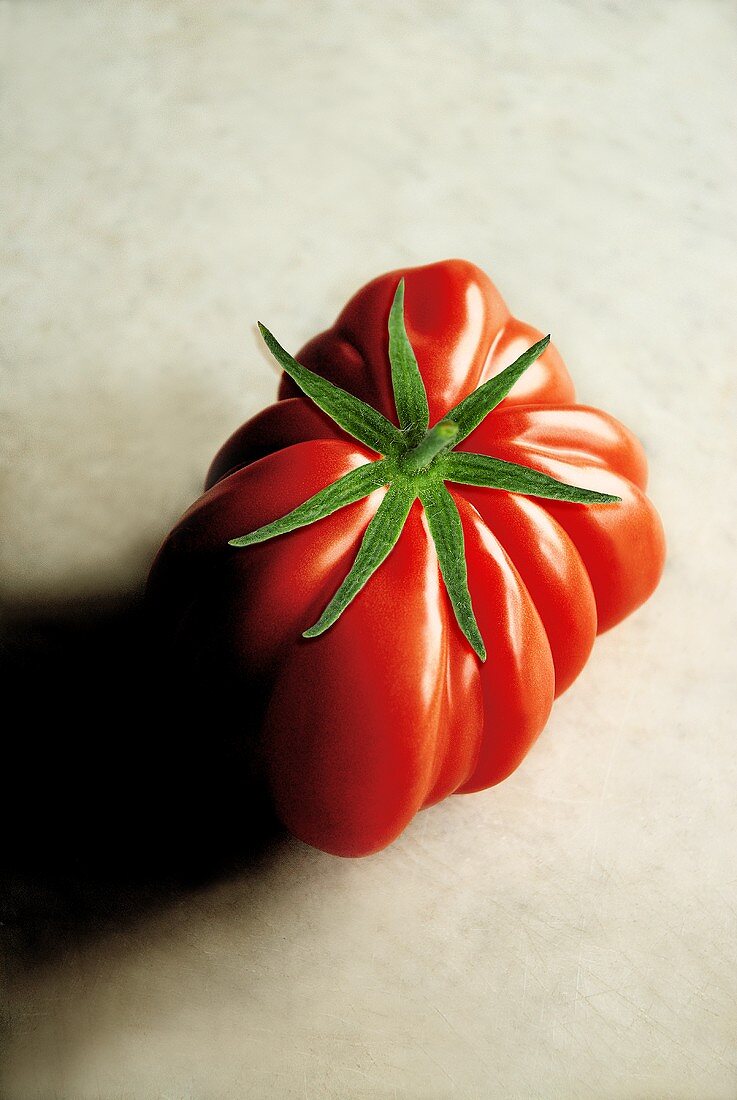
(402, 420), (458, 474)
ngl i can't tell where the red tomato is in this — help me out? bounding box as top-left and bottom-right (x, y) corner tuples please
(148, 260), (665, 857)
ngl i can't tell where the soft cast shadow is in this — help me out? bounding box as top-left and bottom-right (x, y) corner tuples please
(0, 586), (284, 973)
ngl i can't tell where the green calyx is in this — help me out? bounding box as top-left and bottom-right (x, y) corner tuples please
(230, 279), (621, 661)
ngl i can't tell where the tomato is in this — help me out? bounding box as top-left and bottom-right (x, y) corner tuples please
(148, 260), (665, 857)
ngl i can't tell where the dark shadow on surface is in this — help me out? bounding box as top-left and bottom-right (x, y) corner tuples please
(0, 586), (284, 974)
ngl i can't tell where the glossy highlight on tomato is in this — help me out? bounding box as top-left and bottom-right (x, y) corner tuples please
(148, 260), (665, 857)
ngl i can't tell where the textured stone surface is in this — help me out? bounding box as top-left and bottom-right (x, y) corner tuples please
(1, 2), (736, 1097)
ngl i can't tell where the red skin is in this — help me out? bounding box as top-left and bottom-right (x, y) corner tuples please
(149, 260), (665, 857)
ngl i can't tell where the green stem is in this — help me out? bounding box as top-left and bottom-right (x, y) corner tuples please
(402, 420), (458, 474)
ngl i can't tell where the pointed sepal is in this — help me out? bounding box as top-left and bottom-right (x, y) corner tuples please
(258, 323), (400, 454)
(440, 451), (621, 504)
(418, 481), (486, 661)
(229, 459), (392, 547)
(303, 482), (416, 638)
(387, 278), (430, 444)
(444, 334), (550, 444)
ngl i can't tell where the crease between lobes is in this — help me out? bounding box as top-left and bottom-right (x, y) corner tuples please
(260, 503), (482, 855)
(460, 404), (649, 490)
(480, 321), (576, 408)
(449, 492), (556, 792)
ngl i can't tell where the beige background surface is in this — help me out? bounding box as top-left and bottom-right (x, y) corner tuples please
(2, 2), (736, 1098)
